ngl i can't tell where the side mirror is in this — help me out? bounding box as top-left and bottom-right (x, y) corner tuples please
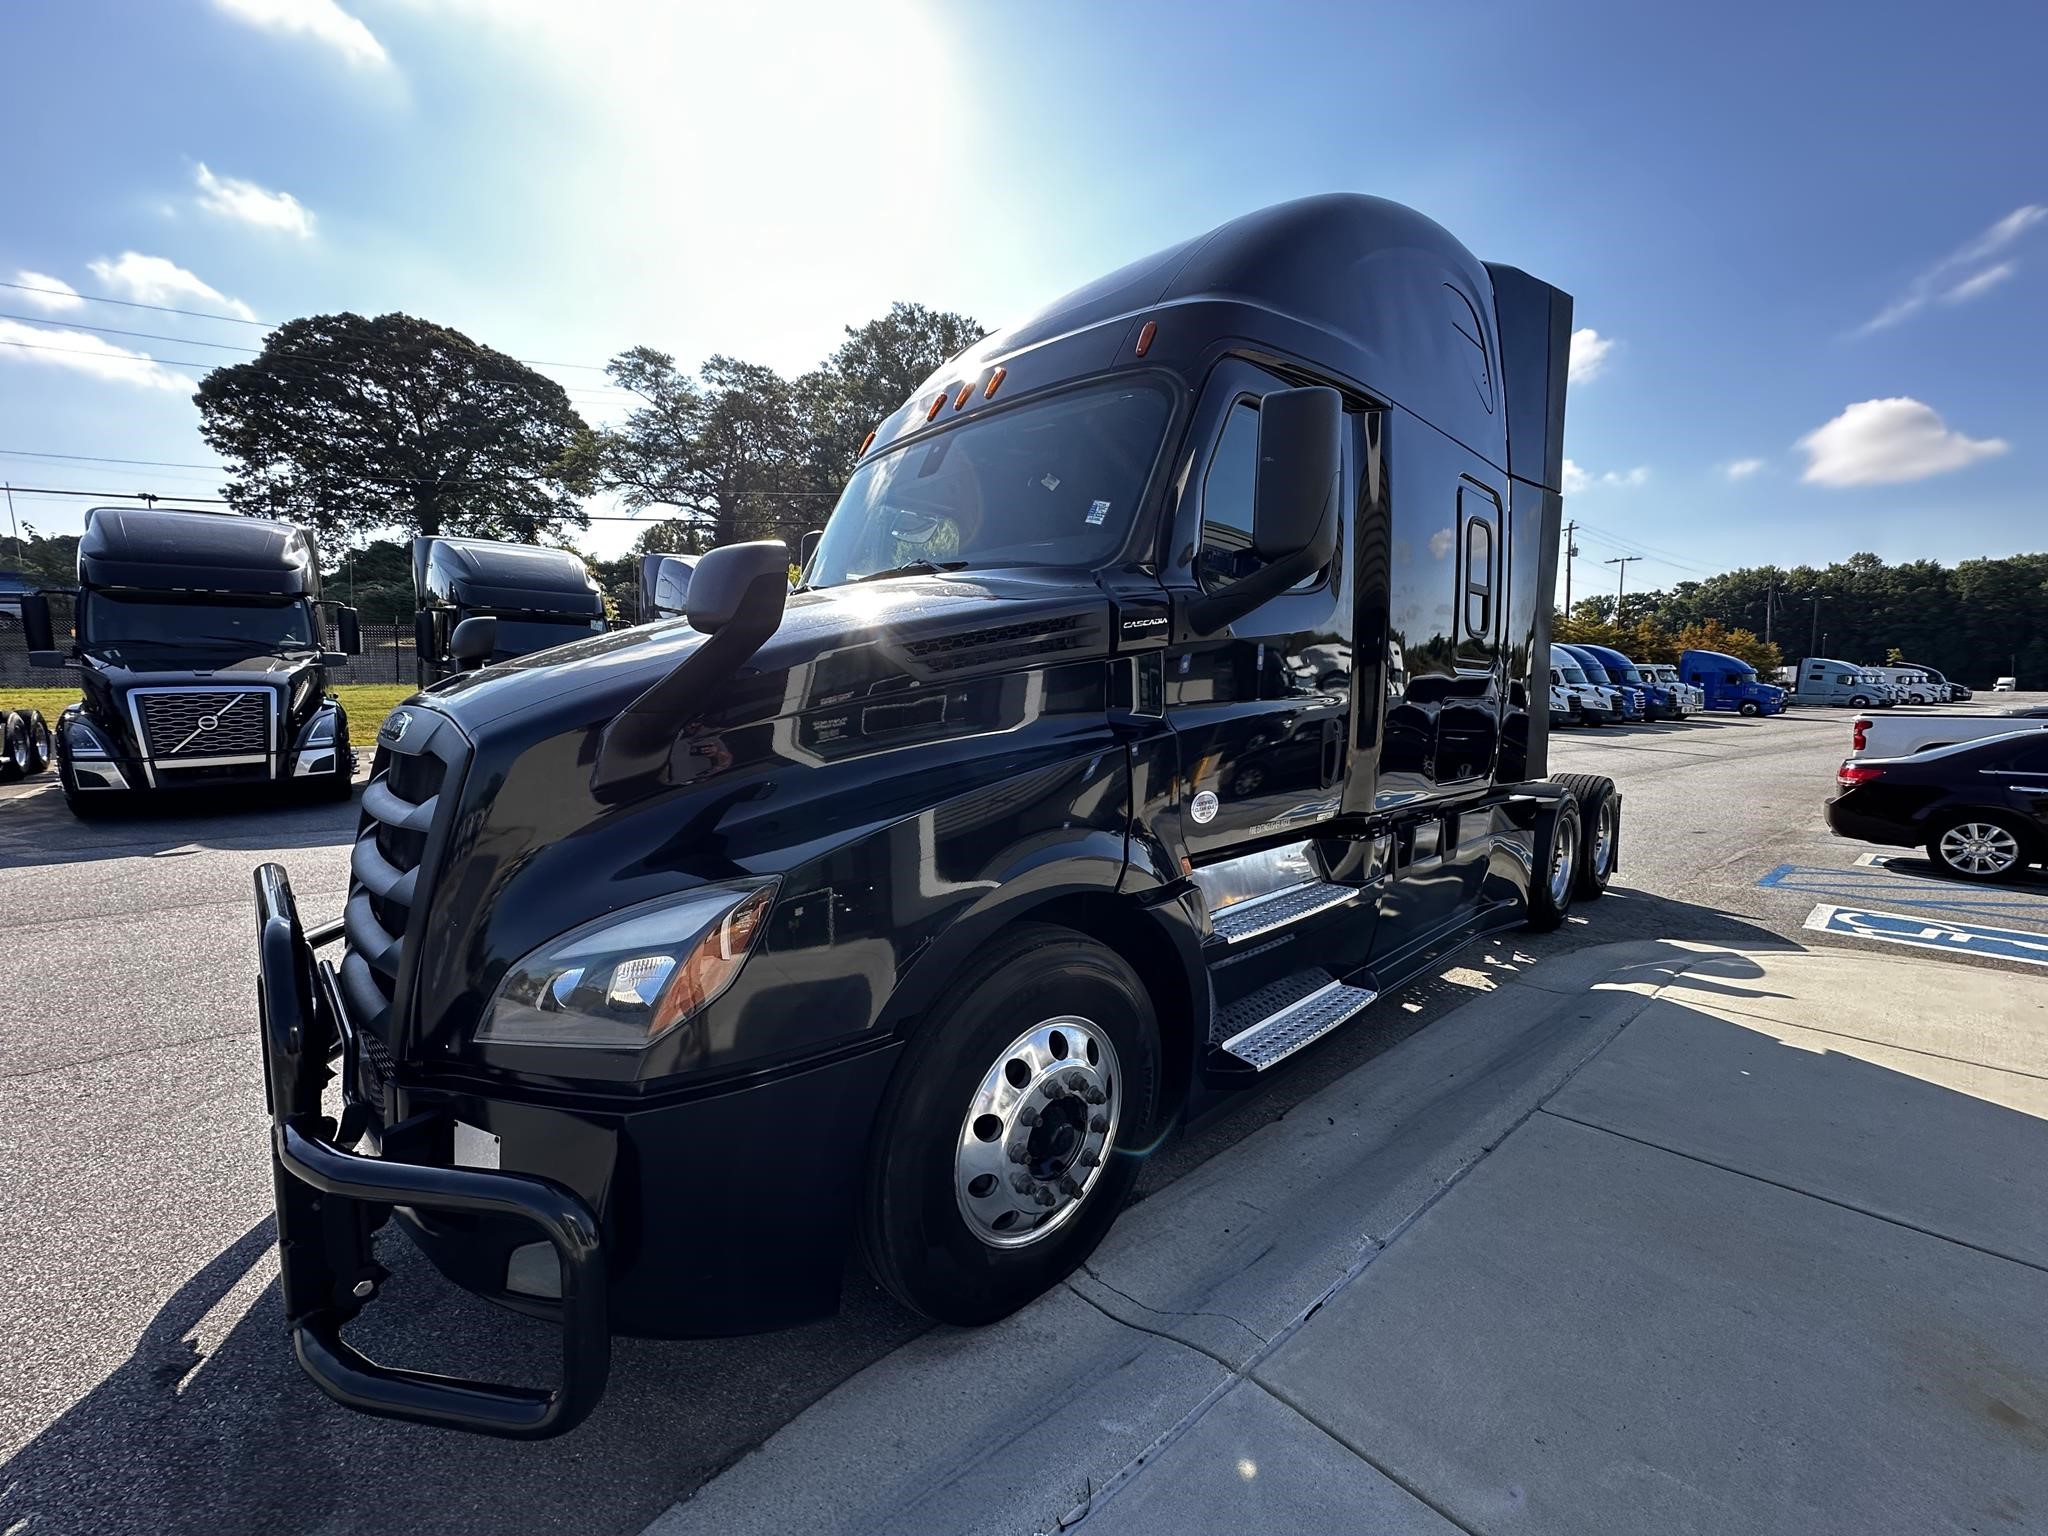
(336, 605), (362, 656)
(449, 616), (499, 671)
(21, 592), (54, 652)
(686, 540), (790, 638)
(1187, 386), (1343, 635)
(414, 609), (439, 661)
(799, 529), (823, 571)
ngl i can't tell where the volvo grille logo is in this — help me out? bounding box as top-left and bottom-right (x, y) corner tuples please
(385, 709), (412, 743)
(196, 715), (219, 731)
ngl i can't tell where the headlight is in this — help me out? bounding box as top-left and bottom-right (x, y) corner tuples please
(64, 717), (111, 757)
(300, 706), (337, 746)
(476, 879), (778, 1051)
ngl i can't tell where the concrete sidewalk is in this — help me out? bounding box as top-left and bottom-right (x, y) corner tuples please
(644, 941), (2048, 1536)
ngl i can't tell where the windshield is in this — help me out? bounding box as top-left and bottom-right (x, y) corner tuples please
(1557, 661), (1590, 685)
(807, 381), (1173, 588)
(1615, 663), (1646, 684)
(83, 592), (315, 658)
(489, 616), (605, 657)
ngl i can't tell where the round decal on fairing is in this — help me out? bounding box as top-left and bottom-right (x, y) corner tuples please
(1190, 790), (1219, 824)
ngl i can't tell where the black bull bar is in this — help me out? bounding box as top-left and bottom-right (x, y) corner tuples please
(254, 862), (609, 1437)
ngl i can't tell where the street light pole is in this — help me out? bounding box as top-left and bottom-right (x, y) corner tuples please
(1604, 555), (1641, 622)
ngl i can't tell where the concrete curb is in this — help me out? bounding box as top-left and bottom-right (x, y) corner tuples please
(640, 937), (1743, 1536)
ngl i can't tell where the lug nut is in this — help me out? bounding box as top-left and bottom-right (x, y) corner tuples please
(1078, 1149), (1100, 1168)
(1082, 1087), (1107, 1106)
(1042, 1081), (1065, 1100)
(1018, 1105), (1040, 1127)
(1090, 1113), (1110, 1133)
(1058, 1175), (1083, 1197)
(1007, 1137), (1030, 1162)
(1034, 1186), (1058, 1208)
(1064, 1071), (1088, 1092)
(1011, 1171), (1036, 1194)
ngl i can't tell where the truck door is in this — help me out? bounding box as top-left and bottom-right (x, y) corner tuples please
(1167, 361), (1357, 860)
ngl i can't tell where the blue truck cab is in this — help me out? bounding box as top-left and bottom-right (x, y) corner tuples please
(1575, 642), (1677, 720)
(1679, 648), (1786, 716)
(1559, 643), (1643, 721)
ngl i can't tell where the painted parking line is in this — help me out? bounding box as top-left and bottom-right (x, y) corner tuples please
(1756, 861), (2048, 917)
(1804, 904), (2048, 967)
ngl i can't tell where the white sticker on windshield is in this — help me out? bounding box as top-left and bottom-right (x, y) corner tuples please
(1040, 474), (1061, 491)
(1085, 499), (1110, 525)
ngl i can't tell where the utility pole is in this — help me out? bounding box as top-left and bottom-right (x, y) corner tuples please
(1807, 591), (1824, 660)
(1605, 555), (1640, 623)
(1561, 520), (1579, 615)
(1763, 576), (1780, 648)
(3, 482), (20, 568)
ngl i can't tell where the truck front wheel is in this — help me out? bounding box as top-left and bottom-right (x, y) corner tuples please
(1738, 700), (1761, 717)
(859, 923), (1163, 1326)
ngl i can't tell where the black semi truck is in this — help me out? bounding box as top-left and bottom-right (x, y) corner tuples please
(411, 535), (606, 685)
(22, 507), (360, 816)
(254, 193), (1617, 1438)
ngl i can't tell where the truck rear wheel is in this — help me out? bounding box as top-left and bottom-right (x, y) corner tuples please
(1553, 773), (1619, 899)
(858, 922), (1163, 1326)
(0, 713), (27, 782)
(1525, 796), (1580, 932)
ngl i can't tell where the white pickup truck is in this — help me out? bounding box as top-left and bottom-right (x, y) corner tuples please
(1847, 706), (2048, 759)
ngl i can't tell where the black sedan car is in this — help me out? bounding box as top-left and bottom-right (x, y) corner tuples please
(1828, 730), (2048, 882)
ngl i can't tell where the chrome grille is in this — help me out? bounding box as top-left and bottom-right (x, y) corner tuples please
(341, 714), (466, 1048)
(136, 688), (272, 758)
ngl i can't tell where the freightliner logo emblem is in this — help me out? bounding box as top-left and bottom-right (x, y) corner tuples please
(384, 710), (412, 743)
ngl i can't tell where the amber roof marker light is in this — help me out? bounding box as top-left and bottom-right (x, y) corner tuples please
(1134, 320), (1157, 357)
(925, 391), (947, 422)
(953, 381), (974, 411)
(983, 366), (1006, 400)
(857, 427), (877, 459)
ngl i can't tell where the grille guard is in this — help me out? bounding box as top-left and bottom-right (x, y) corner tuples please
(255, 861), (610, 1438)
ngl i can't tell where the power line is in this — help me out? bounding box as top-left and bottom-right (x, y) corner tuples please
(0, 448), (228, 470)
(0, 278), (630, 381)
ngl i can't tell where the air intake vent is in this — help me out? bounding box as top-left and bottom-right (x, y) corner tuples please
(899, 614), (1099, 676)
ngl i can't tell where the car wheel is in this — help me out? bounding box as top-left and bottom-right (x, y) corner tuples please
(859, 923), (1163, 1325)
(1928, 815), (2033, 884)
(1553, 772), (1619, 899)
(1524, 795), (1580, 933)
(1738, 701), (1761, 717)
(0, 713), (27, 782)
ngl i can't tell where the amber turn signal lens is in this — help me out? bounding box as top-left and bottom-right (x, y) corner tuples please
(648, 884), (777, 1038)
(1134, 320), (1157, 357)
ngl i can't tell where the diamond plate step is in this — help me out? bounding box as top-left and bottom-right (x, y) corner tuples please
(1209, 880), (1359, 945)
(1217, 979), (1380, 1071)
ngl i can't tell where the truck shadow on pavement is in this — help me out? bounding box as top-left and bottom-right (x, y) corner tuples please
(1, 895), (1870, 1536)
(0, 783), (359, 872)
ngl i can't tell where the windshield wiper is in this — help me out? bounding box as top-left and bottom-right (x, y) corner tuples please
(851, 560), (970, 584)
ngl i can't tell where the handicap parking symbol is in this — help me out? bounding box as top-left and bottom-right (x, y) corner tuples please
(1804, 904), (2048, 967)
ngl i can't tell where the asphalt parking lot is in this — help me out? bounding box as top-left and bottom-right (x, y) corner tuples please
(3, 697), (2044, 1536)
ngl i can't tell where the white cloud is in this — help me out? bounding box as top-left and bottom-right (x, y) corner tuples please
(195, 163), (315, 237)
(1798, 397), (2007, 486)
(1857, 204), (2044, 333)
(0, 318), (191, 391)
(1560, 458), (1647, 495)
(213, 0), (387, 67)
(86, 252), (257, 320)
(1722, 457), (1766, 481)
(1568, 327), (1615, 383)
(1940, 262), (2014, 304)
(13, 271), (85, 312)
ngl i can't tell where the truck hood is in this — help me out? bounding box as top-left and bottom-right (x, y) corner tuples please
(391, 566), (1122, 1053)
(79, 648), (329, 759)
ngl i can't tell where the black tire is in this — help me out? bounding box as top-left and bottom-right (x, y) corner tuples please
(1738, 700), (1761, 717)
(1849, 694), (1871, 709)
(0, 712), (26, 782)
(27, 711), (52, 773)
(858, 922), (1164, 1326)
(1524, 795), (1580, 932)
(1553, 772), (1620, 900)
(1926, 812), (2035, 885)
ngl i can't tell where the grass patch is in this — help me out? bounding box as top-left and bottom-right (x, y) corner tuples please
(0, 684), (419, 736)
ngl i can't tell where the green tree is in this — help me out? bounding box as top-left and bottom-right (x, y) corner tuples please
(195, 312), (596, 545)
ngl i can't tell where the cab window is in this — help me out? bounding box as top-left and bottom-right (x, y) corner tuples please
(1197, 400), (1321, 593)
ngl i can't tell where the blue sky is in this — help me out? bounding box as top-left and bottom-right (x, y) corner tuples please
(2, 0), (2043, 580)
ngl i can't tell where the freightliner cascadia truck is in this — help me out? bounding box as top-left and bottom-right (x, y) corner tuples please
(410, 535), (607, 686)
(21, 506), (361, 815)
(252, 194), (1619, 1437)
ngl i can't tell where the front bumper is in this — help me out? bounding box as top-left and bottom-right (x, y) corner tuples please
(255, 863), (609, 1438)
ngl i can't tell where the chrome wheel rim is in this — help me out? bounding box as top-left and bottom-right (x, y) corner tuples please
(8, 733), (25, 772)
(1548, 814), (1578, 906)
(955, 1016), (1121, 1250)
(1592, 799), (1616, 877)
(1939, 823), (2019, 876)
